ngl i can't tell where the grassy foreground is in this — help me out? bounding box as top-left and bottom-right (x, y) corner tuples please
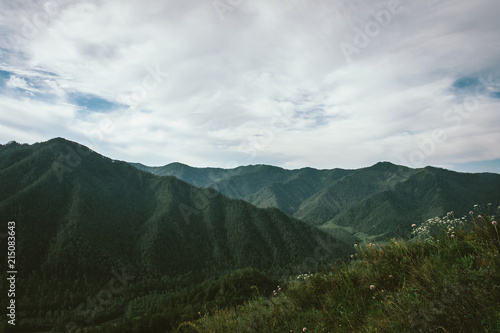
(181, 206), (500, 333)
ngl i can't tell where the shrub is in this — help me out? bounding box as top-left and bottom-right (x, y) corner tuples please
(197, 205), (500, 332)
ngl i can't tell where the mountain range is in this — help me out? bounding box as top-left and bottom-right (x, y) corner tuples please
(132, 160), (500, 242)
(1, 137), (499, 331)
(0, 138), (346, 332)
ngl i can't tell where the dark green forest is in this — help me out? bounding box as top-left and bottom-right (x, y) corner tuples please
(1, 138), (499, 332)
(0, 138), (347, 332)
(134, 160), (500, 241)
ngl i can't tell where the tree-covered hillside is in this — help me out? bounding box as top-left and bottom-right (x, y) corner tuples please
(193, 208), (500, 333)
(0, 138), (348, 332)
(134, 161), (500, 241)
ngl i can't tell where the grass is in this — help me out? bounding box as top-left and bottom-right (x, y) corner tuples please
(320, 222), (388, 244)
(184, 206), (500, 333)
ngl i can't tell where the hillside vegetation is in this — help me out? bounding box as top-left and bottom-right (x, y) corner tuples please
(190, 206), (500, 332)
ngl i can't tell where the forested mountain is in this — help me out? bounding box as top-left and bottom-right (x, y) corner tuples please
(0, 138), (348, 332)
(131, 162), (353, 217)
(133, 161), (500, 241)
(1, 137), (498, 332)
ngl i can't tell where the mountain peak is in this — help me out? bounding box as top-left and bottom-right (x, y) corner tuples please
(368, 161), (403, 172)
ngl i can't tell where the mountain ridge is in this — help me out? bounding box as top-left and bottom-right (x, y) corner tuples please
(1, 138), (346, 277)
(1, 137), (498, 331)
(133, 158), (500, 241)
(0, 138), (350, 330)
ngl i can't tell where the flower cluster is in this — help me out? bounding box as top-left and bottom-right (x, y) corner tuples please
(273, 285), (283, 297)
(412, 211), (466, 241)
(296, 273), (313, 281)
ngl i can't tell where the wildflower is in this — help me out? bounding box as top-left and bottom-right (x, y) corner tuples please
(303, 328), (307, 332)
(493, 221), (498, 226)
(469, 211), (474, 215)
(451, 234), (455, 239)
(411, 224), (416, 227)
(389, 274), (393, 278)
(370, 284), (376, 290)
(354, 244), (358, 247)
(474, 204), (478, 208)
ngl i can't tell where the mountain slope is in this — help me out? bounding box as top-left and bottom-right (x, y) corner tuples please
(133, 161), (500, 241)
(132, 162), (353, 216)
(0, 139), (347, 276)
(321, 165), (500, 240)
(0, 138), (348, 331)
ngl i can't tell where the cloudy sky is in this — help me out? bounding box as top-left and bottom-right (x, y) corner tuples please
(0, 0), (499, 172)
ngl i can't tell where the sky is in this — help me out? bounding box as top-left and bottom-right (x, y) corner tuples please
(0, 0), (499, 173)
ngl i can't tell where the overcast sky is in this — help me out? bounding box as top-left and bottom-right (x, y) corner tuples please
(1, 0), (499, 172)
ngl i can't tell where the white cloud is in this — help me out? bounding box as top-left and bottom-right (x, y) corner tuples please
(0, 0), (499, 171)
(6, 75), (32, 90)
(0, 95), (77, 141)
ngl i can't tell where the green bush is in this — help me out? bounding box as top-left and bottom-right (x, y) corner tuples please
(197, 206), (500, 332)
(174, 321), (201, 333)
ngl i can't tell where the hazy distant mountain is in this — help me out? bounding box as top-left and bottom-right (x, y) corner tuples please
(133, 161), (500, 241)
